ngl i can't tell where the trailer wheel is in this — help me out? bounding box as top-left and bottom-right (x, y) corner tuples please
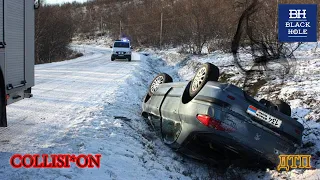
(148, 73), (173, 96)
(189, 63), (219, 98)
(0, 70), (7, 127)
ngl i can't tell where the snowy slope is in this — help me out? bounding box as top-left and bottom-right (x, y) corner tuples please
(0, 45), (216, 180)
(144, 43), (320, 179)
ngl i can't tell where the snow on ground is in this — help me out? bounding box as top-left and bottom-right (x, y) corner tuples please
(0, 45), (216, 180)
(1, 39), (319, 179)
(143, 42), (320, 179)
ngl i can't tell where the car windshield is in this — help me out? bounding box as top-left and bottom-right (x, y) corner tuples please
(114, 42), (129, 48)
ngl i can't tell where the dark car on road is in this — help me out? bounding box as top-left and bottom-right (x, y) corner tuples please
(141, 63), (304, 167)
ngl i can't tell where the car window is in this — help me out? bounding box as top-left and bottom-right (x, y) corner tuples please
(114, 42), (130, 48)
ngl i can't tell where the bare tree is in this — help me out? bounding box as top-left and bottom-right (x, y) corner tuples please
(35, 4), (76, 64)
(231, 0), (302, 96)
(36, 0), (320, 61)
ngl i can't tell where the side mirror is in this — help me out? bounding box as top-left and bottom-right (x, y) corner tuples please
(110, 46), (113, 48)
(34, 0), (40, 9)
(130, 46), (133, 50)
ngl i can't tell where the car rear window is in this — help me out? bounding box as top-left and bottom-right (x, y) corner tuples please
(114, 42), (129, 48)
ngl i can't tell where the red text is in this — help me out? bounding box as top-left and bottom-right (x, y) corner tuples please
(10, 154), (101, 168)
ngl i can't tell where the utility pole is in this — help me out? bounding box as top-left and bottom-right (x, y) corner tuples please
(119, 20), (122, 39)
(274, 0), (278, 35)
(160, 12), (163, 49)
(275, 0), (279, 49)
(100, 17), (103, 33)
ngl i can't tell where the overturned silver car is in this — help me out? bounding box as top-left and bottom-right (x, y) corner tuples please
(142, 62), (304, 168)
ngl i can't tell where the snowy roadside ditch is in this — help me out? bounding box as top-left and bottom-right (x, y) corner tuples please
(141, 43), (320, 179)
(61, 52), (213, 179)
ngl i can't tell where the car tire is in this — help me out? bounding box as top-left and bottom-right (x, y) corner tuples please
(111, 57), (115, 61)
(128, 56), (131, 62)
(189, 63), (219, 98)
(274, 99), (291, 116)
(148, 73), (173, 96)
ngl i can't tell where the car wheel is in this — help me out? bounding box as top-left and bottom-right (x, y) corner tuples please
(148, 73), (173, 96)
(189, 63), (219, 98)
(274, 99), (291, 116)
(111, 58), (115, 61)
(128, 56), (131, 62)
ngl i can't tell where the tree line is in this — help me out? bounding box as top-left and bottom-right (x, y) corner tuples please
(36, 0), (320, 63)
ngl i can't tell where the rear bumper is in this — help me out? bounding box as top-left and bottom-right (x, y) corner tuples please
(6, 87), (32, 105)
(176, 112), (299, 166)
(178, 132), (282, 166)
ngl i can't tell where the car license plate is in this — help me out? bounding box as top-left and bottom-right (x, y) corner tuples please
(247, 105), (282, 128)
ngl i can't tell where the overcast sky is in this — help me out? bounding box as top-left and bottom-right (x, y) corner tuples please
(45, 0), (88, 5)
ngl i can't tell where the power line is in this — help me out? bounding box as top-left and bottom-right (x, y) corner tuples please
(102, 14), (192, 28)
(122, 20), (161, 27)
(126, 29), (161, 37)
(162, 14), (191, 22)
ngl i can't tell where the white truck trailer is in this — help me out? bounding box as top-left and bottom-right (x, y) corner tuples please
(0, 0), (39, 127)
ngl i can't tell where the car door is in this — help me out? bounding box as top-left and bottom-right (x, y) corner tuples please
(146, 85), (172, 131)
(160, 86), (183, 144)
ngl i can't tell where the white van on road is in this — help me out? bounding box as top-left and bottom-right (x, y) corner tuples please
(111, 39), (132, 62)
